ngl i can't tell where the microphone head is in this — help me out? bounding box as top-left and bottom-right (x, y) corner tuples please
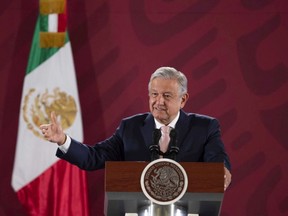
(153, 128), (161, 141)
(169, 128), (177, 139)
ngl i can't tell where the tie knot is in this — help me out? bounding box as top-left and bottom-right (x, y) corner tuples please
(161, 126), (171, 134)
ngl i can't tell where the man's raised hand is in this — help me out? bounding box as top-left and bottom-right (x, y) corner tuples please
(39, 112), (66, 145)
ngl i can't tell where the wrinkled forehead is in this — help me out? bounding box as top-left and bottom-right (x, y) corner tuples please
(149, 78), (181, 94)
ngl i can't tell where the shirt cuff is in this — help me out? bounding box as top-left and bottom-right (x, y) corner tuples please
(58, 135), (71, 154)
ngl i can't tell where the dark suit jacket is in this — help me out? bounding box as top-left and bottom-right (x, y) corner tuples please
(56, 110), (231, 171)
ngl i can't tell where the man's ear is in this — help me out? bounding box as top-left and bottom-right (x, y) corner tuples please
(180, 93), (189, 108)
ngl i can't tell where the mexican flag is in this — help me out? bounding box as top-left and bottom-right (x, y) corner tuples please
(11, 0), (88, 215)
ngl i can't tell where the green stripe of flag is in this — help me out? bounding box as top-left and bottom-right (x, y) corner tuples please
(26, 16), (68, 74)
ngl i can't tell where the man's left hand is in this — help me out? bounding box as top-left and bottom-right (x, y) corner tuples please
(224, 167), (232, 191)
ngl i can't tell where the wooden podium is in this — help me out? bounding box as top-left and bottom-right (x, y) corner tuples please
(105, 161), (224, 216)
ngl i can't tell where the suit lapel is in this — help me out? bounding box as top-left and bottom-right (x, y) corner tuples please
(141, 113), (156, 149)
(141, 110), (190, 150)
(175, 110), (190, 150)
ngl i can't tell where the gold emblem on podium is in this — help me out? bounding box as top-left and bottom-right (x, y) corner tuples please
(140, 158), (188, 205)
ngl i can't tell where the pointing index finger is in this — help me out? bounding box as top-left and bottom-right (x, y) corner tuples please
(50, 111), (57, 124)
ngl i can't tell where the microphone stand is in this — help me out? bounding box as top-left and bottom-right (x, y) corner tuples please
(167, 129), (179, 161)
(149, 129), (161, 161)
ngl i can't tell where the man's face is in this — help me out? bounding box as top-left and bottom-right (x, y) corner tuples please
(149, 78), (189, 125)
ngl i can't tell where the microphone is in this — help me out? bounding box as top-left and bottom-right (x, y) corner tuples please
(149, 129), (161, 161)
(168, 129), (179, 160)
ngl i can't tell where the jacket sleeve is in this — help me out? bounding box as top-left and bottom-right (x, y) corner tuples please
(203, 118), (231, 171)
(56, 123), (125, 171)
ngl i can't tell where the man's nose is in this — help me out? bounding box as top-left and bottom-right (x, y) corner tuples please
(155, 94), (165, 104)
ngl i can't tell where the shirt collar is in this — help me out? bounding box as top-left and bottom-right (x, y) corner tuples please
(154, 111), (180, 129)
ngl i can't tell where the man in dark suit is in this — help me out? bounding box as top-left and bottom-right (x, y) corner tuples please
(40, 66), (232, 190)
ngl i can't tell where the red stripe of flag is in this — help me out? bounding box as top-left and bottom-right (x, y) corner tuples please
(58, 1), (67, 32)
